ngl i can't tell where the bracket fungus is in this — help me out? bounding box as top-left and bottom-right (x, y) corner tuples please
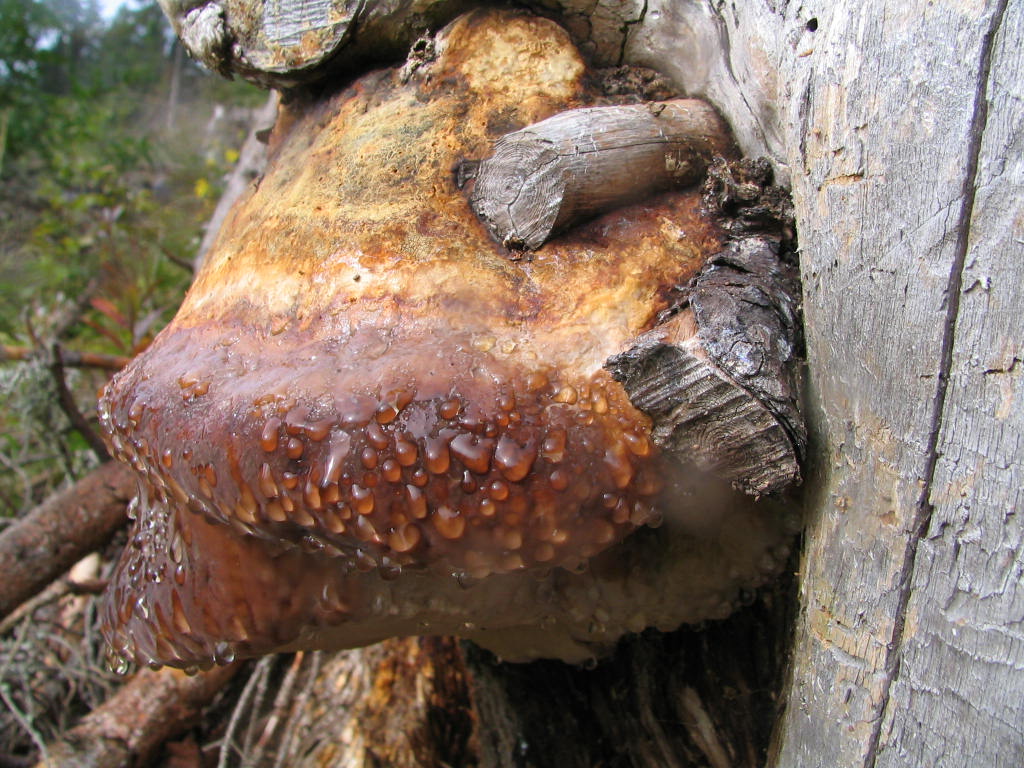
(99, 10), (803, 671)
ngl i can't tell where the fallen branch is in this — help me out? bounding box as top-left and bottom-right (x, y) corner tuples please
(36, 663), (238, 768)
(0, 576), (107, 636)
(0, 461), (135, 620)
(0, 345), (130, 372)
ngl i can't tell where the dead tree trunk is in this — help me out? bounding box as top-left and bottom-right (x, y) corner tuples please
(762, 2), (1024, 764)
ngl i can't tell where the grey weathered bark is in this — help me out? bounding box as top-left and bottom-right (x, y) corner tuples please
(160, 0), (472, 85)
(760, 1), (1023, 765)
(871, 6), (1023, 762)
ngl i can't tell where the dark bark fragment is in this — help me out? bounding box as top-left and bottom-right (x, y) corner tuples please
(0, 461), (135, 619)
(606, 303), (800, 495)
(701, 156), (795, 240)
(607, 157), (805, 496)
(689, 238), (805, 457)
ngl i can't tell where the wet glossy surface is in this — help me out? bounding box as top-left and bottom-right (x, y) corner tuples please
(99, 11), (735, 670)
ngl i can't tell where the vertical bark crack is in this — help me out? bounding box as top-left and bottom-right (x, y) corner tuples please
(865, 0), (1011, 763)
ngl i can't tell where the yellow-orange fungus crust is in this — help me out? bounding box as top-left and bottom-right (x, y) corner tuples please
(98, 10), (727, 670)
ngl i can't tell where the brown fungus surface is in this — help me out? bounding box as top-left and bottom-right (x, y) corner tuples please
(98, 11), (787, 671)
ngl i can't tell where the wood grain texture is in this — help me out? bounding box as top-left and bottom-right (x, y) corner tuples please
(160, 0), (647, 87)
(607, 309), (799, 496)
(688, 239), (803, 457)
(274, 639), (477, 768)
(873, 1), (1022, 763)
(771, 0), (1019, 765)
(467, 99), (733, 251)
(606, 234), (804, 496)
(164, 0), (476, 85)
(464, 573), (797, 768)
(0, 461), (134, 619)
(161, 0), (791, 187)
(623, 0), (796, 182)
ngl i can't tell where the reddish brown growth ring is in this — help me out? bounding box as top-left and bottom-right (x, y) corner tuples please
(101, 340), (665, 579)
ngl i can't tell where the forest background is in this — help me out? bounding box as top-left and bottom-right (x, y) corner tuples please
(0, 0), (261, 759)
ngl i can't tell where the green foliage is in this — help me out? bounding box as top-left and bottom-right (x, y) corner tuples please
(0, 0), (264, 514)
(0, 4), (266, 758)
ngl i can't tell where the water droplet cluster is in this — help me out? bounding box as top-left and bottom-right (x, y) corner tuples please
(101, 476), (368, 673)
(103, 485), (212, 673)
(100, 358), (664, 584)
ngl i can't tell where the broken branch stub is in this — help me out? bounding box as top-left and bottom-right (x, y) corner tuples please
(608, 156), (804, 496)
(468, 99), (735, 250)
(690, 238), (805, 452)
(607, 239), (804, 496)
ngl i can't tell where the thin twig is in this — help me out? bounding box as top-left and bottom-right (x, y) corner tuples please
(273, 652), (321, 768)
(0, 622), (50, 766)
(0, 581), (70, 637)
(241, 656), (275, 759)
(255, 652), (304, 754)
(217, 657), (271, 768)
(0, 346), (130, 372)
(49, 345), (110, 462)
(158, 244), (196, 275)
(50, 278), (101, 341)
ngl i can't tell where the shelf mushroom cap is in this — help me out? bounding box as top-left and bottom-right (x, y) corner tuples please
(97, 11), (787, 670)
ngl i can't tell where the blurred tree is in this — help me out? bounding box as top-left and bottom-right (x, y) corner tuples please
(0, 0), (262, 514)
